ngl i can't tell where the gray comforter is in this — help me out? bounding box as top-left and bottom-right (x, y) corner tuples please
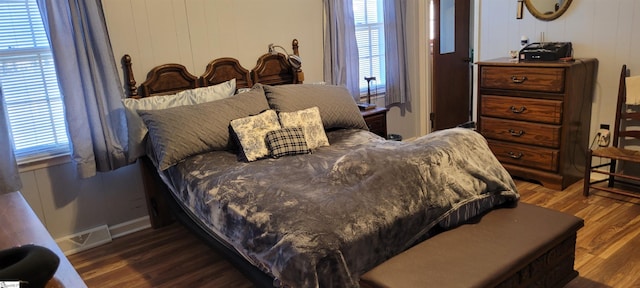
(162, 127), (519, 287)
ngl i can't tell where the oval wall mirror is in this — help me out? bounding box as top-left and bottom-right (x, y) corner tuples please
(524, 0), (573, 21)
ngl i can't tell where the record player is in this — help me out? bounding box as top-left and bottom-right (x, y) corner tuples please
(519, 42), (572, 61)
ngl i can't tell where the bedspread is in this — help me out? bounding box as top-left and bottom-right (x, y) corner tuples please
(162, 127), (519, 288)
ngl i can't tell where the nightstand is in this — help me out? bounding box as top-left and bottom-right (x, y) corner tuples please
(361, 107), (388, 138)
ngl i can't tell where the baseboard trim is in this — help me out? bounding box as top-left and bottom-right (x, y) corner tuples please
(109, 216), (151, 239)
(56, 216), (151, 255)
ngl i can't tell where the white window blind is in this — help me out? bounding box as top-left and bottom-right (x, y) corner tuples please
(0, 0), (69, 163)
(353, 0), (385, 96)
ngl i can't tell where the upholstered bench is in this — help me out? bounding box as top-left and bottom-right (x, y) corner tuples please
(360, 203), (583, 288)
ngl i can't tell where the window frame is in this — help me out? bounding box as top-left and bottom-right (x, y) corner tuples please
(353, 0), (386, 98)
(0, 0), (70, 164)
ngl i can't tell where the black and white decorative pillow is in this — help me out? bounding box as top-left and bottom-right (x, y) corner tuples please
(278, 106), (329, 150)
(230, 109), (281, 162)
(265, 127), (310, 158)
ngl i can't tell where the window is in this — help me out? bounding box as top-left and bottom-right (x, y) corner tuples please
(0, 0), (69, 163)
(353, 0), (385, 96)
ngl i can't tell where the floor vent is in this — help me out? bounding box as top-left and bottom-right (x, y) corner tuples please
(56, 225), (112, 255)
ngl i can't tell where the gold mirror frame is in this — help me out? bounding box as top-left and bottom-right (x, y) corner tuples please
(524, 0), (573, 21)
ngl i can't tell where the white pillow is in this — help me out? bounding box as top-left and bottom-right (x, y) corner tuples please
(236, 87), (252, 94)
(230, 109), (281, 162)
(188, 80), (236, 99)
(123, 79), (236, 161)
(278, 107), (329, 150)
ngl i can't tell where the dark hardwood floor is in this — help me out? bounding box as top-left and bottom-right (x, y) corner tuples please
(68, 179), (640, 288)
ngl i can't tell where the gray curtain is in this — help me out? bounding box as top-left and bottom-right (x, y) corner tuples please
(37, 0), (127, 178)
(323, 0), (361, 99)
(0, 88), (22, 194)
(384, 0), (410, 105)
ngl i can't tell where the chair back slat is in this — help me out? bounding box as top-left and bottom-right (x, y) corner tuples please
(585, 64), (640, 199)
(621, 112), (640, 121)
(619, 130), (640, 139)
(613, 65), (628, 148)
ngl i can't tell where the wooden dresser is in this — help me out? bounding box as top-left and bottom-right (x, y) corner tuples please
(477, 58), (597, 190)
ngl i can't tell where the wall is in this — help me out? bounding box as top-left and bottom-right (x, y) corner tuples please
(475, 0), (640, 142)
(104, 0), (325, 90)
(19, 160), (148, 251)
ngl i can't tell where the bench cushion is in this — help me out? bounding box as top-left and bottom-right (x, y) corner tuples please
(360, 203), (584, 288)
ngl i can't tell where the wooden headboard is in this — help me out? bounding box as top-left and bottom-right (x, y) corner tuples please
(122, 39), (304, 98)
(121, 39), (304, 228)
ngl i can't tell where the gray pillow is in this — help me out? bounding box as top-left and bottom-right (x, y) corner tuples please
(122, 79), (236, 162)
(263, 84), (368, 130)
(139, 85), (270, 170)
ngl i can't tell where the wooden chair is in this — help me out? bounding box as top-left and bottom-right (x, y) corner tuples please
(584, 64), (640, 198)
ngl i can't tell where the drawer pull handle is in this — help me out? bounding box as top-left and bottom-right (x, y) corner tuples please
(509, 105), (527, 113)
(511, 75), (528, 83)
(508, 129), (525, 137)
(508, 151), (524, 159)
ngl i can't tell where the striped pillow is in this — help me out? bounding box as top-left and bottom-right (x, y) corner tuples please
(265, 127), (310, 158)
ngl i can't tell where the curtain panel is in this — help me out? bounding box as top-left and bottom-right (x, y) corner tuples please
(0, 88), (22, 194)
(37, 0), (128, 178)
(323, 0), (361, 99)
(384, 0), (411, 105)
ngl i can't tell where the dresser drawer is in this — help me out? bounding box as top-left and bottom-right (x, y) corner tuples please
(480, 117), (561, 148)
(365, 112), (387, 137)
(361, 107), (388, 138)
(487, 140), (559, 172)
(481, 95), (562, 124)
(480, 66), (565, 93)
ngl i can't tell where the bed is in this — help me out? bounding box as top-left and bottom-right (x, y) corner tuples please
(120, 39), (576, 288)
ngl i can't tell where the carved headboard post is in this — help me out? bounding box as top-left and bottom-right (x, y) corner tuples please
(122, 54), (139, 98)
(292, 39), (300, 56)
(291, 39), (304, 83)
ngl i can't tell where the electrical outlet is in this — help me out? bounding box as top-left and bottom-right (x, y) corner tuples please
(597, 129), (610, 147)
